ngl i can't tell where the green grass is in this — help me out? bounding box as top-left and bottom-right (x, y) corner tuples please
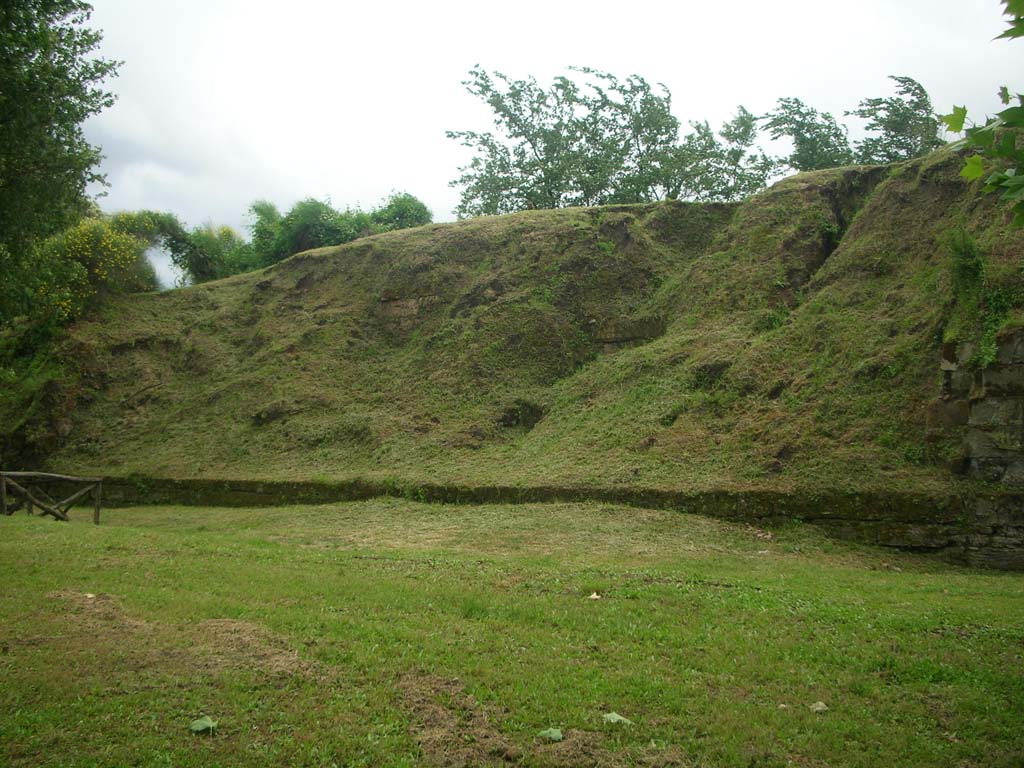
(2, 501), (1022, 766)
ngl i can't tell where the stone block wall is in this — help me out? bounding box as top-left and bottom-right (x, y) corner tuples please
(942, 327), (1024, 484)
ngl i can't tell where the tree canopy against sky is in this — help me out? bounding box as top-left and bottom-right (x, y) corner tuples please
(847, 76), (944, 164)
(762, 98), (854, 172)
(447, 67), (774, 217)
(449, 68), (949, 216)
(0, 1), (119, 256)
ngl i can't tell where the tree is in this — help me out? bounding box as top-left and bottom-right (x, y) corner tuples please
(371, 192), (432, 231)
(447, 67), (682, 216)
(248, 200), (283, 266)
(245, 195), (433, 270)
(0, 1), (119, 256)
(276, 199), (344, 257)
(448, 67), (777, 216)
(847, 76), (943, 164)
(248, 198), (376, 268)
(762, 98), (854, 171)
(447, 67), (611, 215)
(943, 0), (1024, 225)
(182, 224), (254, 282)
(581, 67), (680, 204)
(273, 199), (374, 263)
(667, 109), (778, 201)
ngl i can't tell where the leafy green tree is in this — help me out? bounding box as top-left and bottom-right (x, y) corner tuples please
(448, 66), (684, 215)
(0, 1), (119, 256)
(274, 199), (342, 258)
(848, 76), (943, 164)
(275, 199), (373, 261)
(667, 109), (778, 201)
(580, 67), (680, 204)
(762, 98), (854, 171)
(943, 0), (1024, 225)
(186, 224), (255, 281)
(448, 67), (781, 215)
(247, 198), (379, 267)
(243, 194), (432, 270)
(447, 67), (606, 215)
(248, 200), (283, 266)
(371, 193), (433, 231)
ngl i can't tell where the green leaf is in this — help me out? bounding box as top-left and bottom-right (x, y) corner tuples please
(1004, 0), (1024, 16)
(996, 19), (1024, 39)
(997, 105), (1024, 127)
(961, 155), (987, 181)
(603, 712), (634, 725)
(1004, 188), (1024, 204)
(999, 86), (1012, 105)
(538, 727), (563, 742)
(993, 131), (1019, 159)
(983, 171), (1008, 193)
(1001, 173), (1024, 202)
(190, 715), (218, 735)
(941, 106), (968, 133)
(968, 125), (997, 149)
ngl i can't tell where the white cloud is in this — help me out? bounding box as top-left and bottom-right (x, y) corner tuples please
(83, 0), (1024, 229)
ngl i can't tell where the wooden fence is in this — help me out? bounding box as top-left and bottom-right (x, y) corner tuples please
(0, 472), (103, 524)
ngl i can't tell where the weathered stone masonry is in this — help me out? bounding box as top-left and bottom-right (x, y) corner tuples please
(942, 327), (1024, 484)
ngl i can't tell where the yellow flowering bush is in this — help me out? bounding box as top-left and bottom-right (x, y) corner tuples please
(31, 218), (156, 322)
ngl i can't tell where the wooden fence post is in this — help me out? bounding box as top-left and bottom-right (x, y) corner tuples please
(1, 474), (7, 516)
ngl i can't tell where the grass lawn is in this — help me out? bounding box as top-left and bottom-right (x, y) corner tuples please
(1, 500), (1022, 767)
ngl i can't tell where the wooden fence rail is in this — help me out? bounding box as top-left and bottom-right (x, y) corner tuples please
(1, 472), (103, 524)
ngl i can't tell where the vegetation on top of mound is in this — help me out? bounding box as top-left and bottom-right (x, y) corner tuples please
(449, 66), (944, 214)
(203, 192), (434, 283)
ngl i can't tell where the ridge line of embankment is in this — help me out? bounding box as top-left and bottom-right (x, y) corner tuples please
(91, 475), (1024, 570)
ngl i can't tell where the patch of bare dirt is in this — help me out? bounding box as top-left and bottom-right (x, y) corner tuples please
(399, 673), (520, 766)
(534, 729), (608, 766)
(536, 731), (691, 767)
(194, 618), (316, 678)
(39, 591), (318, 681)
(45, 589), (152, 634)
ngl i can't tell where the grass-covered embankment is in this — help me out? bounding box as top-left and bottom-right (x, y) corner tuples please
(1, 501), (1022, 766)
(7, 148), (1021, 498)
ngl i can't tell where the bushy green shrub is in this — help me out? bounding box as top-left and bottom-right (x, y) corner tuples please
(371, 192), (433, 231)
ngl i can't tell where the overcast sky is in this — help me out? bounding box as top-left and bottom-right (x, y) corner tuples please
(85, 0), (1023, 238)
